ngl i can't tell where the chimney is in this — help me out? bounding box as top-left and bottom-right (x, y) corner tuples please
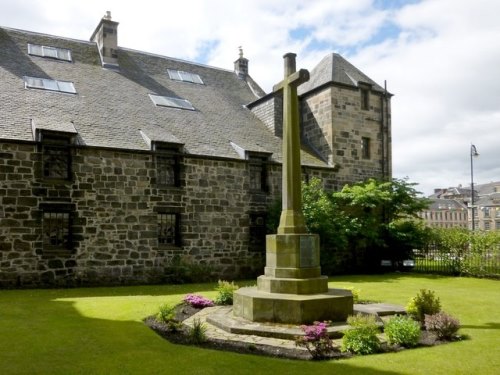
(234, 46), (248, 79)
(90, 11), (119, 67)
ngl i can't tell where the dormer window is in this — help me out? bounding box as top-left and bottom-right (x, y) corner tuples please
(167, 69), (203, 84)
(41, 134), (73, 180)
(153, 142), (183, 187)
(28, 43), (72, 62)
(24, 76), (76, 94)
(248, 154), (269, 192)
(149, 94), (195, 110)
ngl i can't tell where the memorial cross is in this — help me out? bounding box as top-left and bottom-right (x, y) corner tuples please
(273, 53), (310, 234)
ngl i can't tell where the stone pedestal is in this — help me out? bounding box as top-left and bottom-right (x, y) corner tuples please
(233, 233), (353, 324)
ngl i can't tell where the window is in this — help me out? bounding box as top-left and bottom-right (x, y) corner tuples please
(154, 143), (181, 187)
(249, 213), (267, 252)
(149, 94), (195, 110)
(484, 207), (491, 218)
(41, 205), (73, 253)
(484, 221), (491, 231)
(167, 69), (203, 84)
(24, 76), (76, 94)
(28, 43), (72, 62)
(496, 221), (500, 230)
(158, 213), (180, 246)
(361, 137), (370, 159)
(248, 155), (269, 192)
(360, 87), (369, 110)
(41, 135), (72, 180)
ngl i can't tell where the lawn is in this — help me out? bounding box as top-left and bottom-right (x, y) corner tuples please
(0, 274), (498, 375)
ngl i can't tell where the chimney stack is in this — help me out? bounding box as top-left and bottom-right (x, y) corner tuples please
(234, 46), (248, 79)
(90, 11), (119, 68)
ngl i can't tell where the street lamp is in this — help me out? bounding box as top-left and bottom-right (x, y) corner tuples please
(470, 144), (479, 231)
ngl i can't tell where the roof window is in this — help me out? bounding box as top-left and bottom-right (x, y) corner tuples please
(167, 69), (203, 84)
(24, 76), (76, 94)
(28, 43), (72, 62)
(149, 94), (195, 110)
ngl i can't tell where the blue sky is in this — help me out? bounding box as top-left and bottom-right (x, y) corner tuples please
(1, 0), (499, 195)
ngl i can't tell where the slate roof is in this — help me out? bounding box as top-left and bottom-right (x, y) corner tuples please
(298, 53), (387, 96)
(427, 198), (467, 211)
(0, 26), (327, 167)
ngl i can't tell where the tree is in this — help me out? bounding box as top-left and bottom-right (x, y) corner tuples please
(268, 177), (431, 273)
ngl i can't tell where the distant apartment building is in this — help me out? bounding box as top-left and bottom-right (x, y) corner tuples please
(419, 182), (500, 231)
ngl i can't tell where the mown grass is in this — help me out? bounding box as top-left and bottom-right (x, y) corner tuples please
(0, 274), (498, 374)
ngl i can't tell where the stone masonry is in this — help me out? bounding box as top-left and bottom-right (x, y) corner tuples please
(0, 141), (338, 287)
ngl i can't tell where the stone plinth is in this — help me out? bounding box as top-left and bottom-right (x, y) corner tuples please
(233, 233), (353, 324)
(233, 287), (353, 324)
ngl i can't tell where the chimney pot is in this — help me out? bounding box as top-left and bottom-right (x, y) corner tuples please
(234, 47), (249, 79)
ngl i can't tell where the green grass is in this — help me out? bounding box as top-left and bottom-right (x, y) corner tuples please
(0, 274), (498, 374)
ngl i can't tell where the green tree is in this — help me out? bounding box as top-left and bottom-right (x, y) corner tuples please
(268, 177), (431, 273)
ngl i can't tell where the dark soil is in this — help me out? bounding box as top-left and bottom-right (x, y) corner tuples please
(144, 304), (457, 361)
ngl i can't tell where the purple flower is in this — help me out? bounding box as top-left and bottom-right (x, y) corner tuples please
(184, 294), (214, 308)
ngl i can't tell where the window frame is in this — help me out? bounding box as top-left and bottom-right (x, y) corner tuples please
(153, 142), (182, 187)
(40, 203), (74, 254)
(157, 211), (181, 247)
(40, 133), (73, 181)
(149, 94), (195, 110)
(28, 43), (72, 62)
(360, 87), (370, 110)
(248, 154), (269, 193)
(361, 137), (371, 160)
(24, 76), (76, 94)
(167, 69), (204, 84)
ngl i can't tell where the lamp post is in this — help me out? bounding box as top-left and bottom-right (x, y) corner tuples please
(470, 144), (479, 231)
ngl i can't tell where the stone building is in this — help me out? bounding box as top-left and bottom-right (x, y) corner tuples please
(0, 14), (392, 287)
(419, 182), (500, 231)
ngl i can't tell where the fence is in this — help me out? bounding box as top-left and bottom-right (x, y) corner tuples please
(413, 246), (500, 278)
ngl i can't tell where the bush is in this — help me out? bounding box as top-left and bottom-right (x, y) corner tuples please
(341, 314), (381, 355)
(183, 294), (214, 308)
(156, 303), (181, 332)
(406, 289), (441, 323)
(295, 321), (336, 359)
(384, 315), (421, 347)
(214, 280), (239, 305)
(188, 318), (207, 344)
(424, 312), (460, 340)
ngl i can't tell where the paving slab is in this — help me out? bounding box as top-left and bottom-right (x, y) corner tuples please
(183, 302), (406, 349)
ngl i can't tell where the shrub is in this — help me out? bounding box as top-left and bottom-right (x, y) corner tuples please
(214, 280), (239, 305)
(188, 318), (207, 344)
(183, 294), (214, 308)
(341, 314), (381, 355)
(156, 303), (181, 332)
(384, 315), (421, 347)
(424, 312), (460, 340)
(295, 321), (336, 359)
(406, 289), (441, 323)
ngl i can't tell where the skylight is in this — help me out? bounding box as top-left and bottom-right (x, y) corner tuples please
(28, 44), (72, 62)
(167, 69), (203, 84)
(149, 94), (195, 110)
(24, 76), (76, 94)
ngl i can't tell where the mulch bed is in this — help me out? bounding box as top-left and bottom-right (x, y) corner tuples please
(144, 304), (458, 361)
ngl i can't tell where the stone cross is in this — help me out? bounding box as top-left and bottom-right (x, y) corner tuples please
(273, 53), (310, 235)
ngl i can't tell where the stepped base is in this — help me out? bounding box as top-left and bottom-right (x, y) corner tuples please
(233, 286), (353, 324)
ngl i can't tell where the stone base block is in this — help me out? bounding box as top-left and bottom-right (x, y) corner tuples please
(257, 275), (328, 294)
(233, 286), (353, 324)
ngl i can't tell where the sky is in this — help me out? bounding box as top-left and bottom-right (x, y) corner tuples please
(1, 0), (499, 195)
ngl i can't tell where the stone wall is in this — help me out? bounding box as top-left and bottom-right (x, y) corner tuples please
(0, 140), (337, 287)
(301, 85), (391, 184)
